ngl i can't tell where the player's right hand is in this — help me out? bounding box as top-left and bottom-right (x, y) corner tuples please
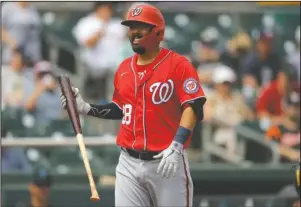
(60, 87), (91, 115)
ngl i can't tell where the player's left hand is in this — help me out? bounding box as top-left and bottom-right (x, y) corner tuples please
(153, 141), (183, 178)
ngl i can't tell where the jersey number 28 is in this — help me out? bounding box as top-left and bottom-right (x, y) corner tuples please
(122, 104), (132, 125)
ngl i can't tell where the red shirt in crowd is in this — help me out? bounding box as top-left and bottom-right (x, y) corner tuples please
(256, 80), (284, 116)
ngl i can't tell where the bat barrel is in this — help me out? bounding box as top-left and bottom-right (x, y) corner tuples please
(58, 75), (82, 134)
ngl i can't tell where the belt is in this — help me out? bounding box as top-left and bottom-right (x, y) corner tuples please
(122, 148), (161, 161)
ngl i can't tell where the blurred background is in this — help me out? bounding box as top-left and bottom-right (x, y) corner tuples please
(1, 1), (300, 207)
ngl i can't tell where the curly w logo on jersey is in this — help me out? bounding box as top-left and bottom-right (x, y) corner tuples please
(150, 79), (174, 105)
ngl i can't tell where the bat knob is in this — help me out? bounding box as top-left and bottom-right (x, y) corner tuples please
(90, 196), (100, 202)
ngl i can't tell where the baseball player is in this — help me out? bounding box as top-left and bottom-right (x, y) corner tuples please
(61, 4), (206, 207)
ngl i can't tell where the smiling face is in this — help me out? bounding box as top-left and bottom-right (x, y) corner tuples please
(128, 21), (154, 54)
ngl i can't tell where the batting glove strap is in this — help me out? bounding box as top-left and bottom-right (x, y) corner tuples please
(80, 102), (91, 115)
(171, 141), (184, 151)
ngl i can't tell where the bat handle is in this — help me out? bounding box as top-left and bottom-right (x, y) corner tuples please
(76, 133), (100, 201)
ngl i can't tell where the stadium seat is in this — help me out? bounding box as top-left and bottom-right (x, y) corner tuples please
(240, 120), (264, 133)
(25, 148), (51, 169)
(2, 108), (26, 137)
(49, 147), (105, 173)
(46, 119), (75, 137)
(92, 145), (121, 166)
(41, 11), (86, 45)
(24, 123), (50, 138)
(235, 120), (272, 163)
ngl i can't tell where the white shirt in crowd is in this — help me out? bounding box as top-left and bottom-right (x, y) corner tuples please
(287, 50), (300, 83)
(1, 2), (41, 64)
(1, 66), (34, 110)
(73, 13), (127, 77)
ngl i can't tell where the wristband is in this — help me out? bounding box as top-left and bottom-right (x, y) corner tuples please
(174, 126), (191, 145)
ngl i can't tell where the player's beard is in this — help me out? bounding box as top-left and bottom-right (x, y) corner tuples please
(130, 33), (146, 55)
(132, 46), (146, 55)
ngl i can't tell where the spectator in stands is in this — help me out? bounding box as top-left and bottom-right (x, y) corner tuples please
(219, 31), (252, 86)
(198, 27), (220, 64)
(197, 63), (242, 95)
(204, 66), (254, 154)
(256, 69), (299, 131)
(23, 61), (62, 125)
(196, 27), (221, 89)
(2, 128), (32, 173)
(265, 90), (300, 162)
(2, 47), (34, 110)
(1, 1), (41, 65)
(242, 33), (281, 104)
(287, 26), (300, 83)
(72, 2), (126, 102)
(28, 167), (52, 207)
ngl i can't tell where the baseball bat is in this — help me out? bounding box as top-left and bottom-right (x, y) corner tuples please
(58, 75), (100, 202)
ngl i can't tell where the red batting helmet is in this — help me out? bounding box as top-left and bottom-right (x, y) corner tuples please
(121, 4), (165, 50)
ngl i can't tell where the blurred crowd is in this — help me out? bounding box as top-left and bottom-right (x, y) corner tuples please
(195, 28), (300, 163)
(1, 2), (64, 122)
(1, 1), (300, 174)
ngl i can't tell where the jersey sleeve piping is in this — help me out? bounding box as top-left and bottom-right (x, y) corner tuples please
(181, 96), (206, 106)
(112, 100), (123, 110)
